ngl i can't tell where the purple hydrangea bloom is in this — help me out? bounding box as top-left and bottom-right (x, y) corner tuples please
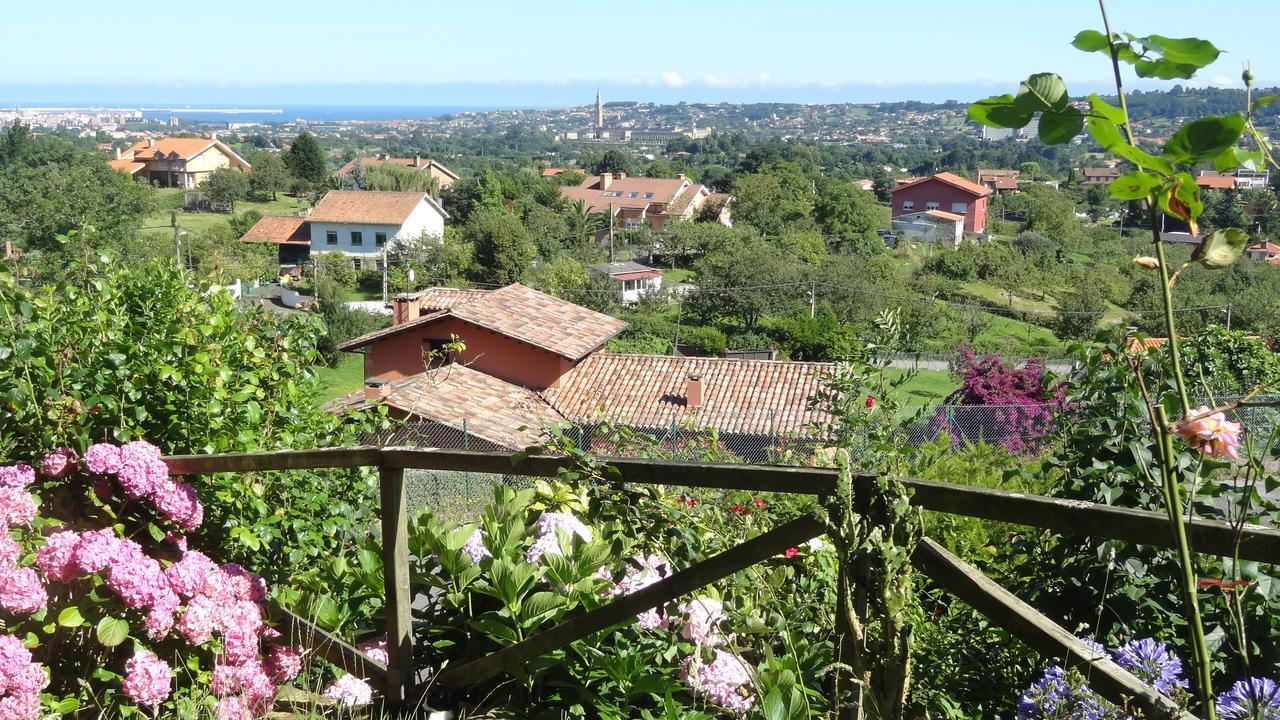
(1113, 639), (1187, 695)
(1216, 678), (1280, 720)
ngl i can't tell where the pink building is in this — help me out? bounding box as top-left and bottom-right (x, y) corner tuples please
(890, 172), (992, 234)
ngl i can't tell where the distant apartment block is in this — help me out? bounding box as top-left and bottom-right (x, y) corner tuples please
(109, 137), (250, 188)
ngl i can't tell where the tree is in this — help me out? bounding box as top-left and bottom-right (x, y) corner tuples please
(0, 122), (32, 166)
(1051, 290), (1106, 341)
(1018, 183), (1085, 251)
(363, 163), (434, 193)
(466, 208), (534, 285)
(200, 167), (249, 212)
(815, 181), (889, 255)
(283, 131), (327, 184)
(871, 169), (896, 203)
(245, 150), (288, 200)
(527, 256), (589, 297)
(730, 162), (815, 236)
(686, 238), (801, 329)
(591, 149), (633, 176)
(1011, 230), (1056, 259)
(1200, 189), (1248, 233)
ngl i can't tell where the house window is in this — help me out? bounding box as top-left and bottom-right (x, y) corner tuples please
(902, 200), (914, 211)
(625, 218), (643, 229)
(375, 232), (387, 247)
(351, 231), (363, 246)
(951, 202), (968, 213)
(326, 231), (338, 245)
(925, 201), (940, 210)
(352, 258), (362, 271)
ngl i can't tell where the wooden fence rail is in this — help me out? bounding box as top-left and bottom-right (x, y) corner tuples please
(162, 446), (1279, 717)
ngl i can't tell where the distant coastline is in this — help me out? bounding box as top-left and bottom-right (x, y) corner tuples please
(0, 104), (530, 124)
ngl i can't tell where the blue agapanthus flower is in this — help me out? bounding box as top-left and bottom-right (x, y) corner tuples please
(1018, 666), (1071, 719)
(1113, 639), (1187, 695)
(1216, 678), (1280, 720)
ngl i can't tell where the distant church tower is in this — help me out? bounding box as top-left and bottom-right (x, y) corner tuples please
(595, 86), (604, 129)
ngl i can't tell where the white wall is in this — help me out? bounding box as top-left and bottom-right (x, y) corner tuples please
(308, 197), (446, 258)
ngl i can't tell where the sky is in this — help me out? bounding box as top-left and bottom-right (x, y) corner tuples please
(5, 0), (1280, 107)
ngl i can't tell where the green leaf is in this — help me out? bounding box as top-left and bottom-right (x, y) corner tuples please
(1163, 114), (1246, 164)
(1255, 94), (1280, 109)
(968, 94), (1034, 129)
(1109, 172), (1161, 200)
(1143, 35), (1221, 69)
(58, 606), (85, 627)
(1014, 73), (1070, 113)
(1087, 94), (1127, 125)
(1134, 58), (1200, 80)
(1038, 106), (1084, 145)
(1214, 147), (1266, 173)
(522, 591), (566, 621)
(763, 688), (788, 720)
(1193, 228), (1250, 269)
(1071, 30), (1111, 53)
(1157, 173), (1203, 223)
(95, 616), (129, 647)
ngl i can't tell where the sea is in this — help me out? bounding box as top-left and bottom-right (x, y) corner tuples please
(137, 105), (517, 124)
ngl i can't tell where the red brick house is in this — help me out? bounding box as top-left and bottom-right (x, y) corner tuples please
(331, 283), (833, 455)
(890, 172), (992, 234)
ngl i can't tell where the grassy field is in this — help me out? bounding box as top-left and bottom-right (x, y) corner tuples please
(314, 355), (364, 402)
(887, 368), (957, 409)
(142, 188), (310, 235)
(663, 268), (694, 285)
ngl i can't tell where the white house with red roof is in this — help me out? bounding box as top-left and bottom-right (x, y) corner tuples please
(589, 261), (663, 304)
(1247, 241), (1280, 263)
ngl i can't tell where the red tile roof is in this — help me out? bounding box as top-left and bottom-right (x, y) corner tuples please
(122, 137), (219, 160)
(308, 191), (438, 225)
(1248, 242), (1280, 252)
(411, 287), (489, 313)
(240, 216), (311, 245)
(450, 283), (626, 360)
(893, 172), (991, 198)
(1194, 175), (1236, 190)
(109, 159), (146, 174)
(338, 283), (626, 360)
(540, 353), (834, 436)
(330, 364), (564, 449)
(924, 209), (966, 222)
(560, 174), (692, 214)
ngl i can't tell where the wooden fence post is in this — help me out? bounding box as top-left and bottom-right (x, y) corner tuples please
(379, 463), (414, 711)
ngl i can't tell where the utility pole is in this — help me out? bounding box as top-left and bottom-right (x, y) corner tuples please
(382, 243), (389, 304)
(171, 211), (181, 268)
(1226, 303), (1233, 331)
(608, 203), (615, 263)
(809, 280), (816, 319)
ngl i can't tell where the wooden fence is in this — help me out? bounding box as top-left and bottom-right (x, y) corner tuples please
(163, 446), (1280, 719)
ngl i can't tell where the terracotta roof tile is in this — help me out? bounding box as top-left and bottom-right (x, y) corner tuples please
(1195, 175), (1236, 189)
(123, 137), (217, 160)
(894, 172), (991, 197)
(410, 287), (489, 312)
(451, 283), (626, 360)
(109, 159), (146, 174)
(308, 191), (436, 225)
(240, 216), (311, 245)
(540, 353), (834, 436)
(330, 364), (564, 449)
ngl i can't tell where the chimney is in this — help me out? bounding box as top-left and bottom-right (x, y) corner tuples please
(617, 172), (626, 179)
(413, 155), (422, 168)
(676, 173), (686, 181)
(391, 294), (423, 325)
(600, 172), (613, 190)
(113, 147), (121, 160)
(146, 138), (155, 148)
(363, 377), (390, 402)
(686, 374), (703, 409)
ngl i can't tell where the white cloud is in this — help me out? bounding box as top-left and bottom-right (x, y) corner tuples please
(659, 72), (688, 88)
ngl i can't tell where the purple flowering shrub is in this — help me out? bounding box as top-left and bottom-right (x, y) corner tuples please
(1017, 637), (1279, 720)
(0, 442), (306, 720)
(931, 345), (1067, 455)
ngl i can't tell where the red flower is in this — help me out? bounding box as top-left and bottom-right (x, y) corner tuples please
(784, 547), (799, 559)
(752, 498), (766, 509)
(686, 497), (697, 507)
(730, 503), (745, 514)
(865, 396), (875, 408)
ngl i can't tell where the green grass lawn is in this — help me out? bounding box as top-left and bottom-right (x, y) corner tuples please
(314, 355), (364, 403)
(960, 280), (1059, 314)
(142, 189), (310, 235)
(663, 268), (694, 285)
(887, 368), (957, 409)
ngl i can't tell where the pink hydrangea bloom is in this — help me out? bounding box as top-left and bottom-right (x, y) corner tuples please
(162, 532), (188, 552)
(223, 625), (260, 666)
(0, 633), (44, 720)
(679, 597), (727, 647)
(1176, 406), (1243, 460)
(358, 636), (389, 665)
(0, 488), (37, 527)
(0, 536), (17, 572)
(607, 555), (673, 630)
(0, 464), (34, 489)
(104, 541), (170, 609)
(214, 695), (253, 720)
(122, 648), (172, 707)
(681, 650), (755, 715)
(36, 530), (80, 583)
(116, 458), (166, 500)
(83, 443), (123, 475)
(72, 528), (120, 574)
(0, 567), (47, 614)
(176, 595), (219, 646)
(40, 450), (72, 479)
(165, 550), (218, 598)
(145, 589), (181, 640)
(214, 564), (268, 604)
(119, 440), (162, 464)
(211, 660), (276, 709)
(461, 528), (491, 563)
(323, 674), (373, 707)
(265, 644), (304, 684)
(151, 481), (203, 530)
(526, 512), (593, 564)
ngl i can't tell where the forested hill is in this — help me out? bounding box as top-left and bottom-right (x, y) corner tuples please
(1112, 85), (1280, 121)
